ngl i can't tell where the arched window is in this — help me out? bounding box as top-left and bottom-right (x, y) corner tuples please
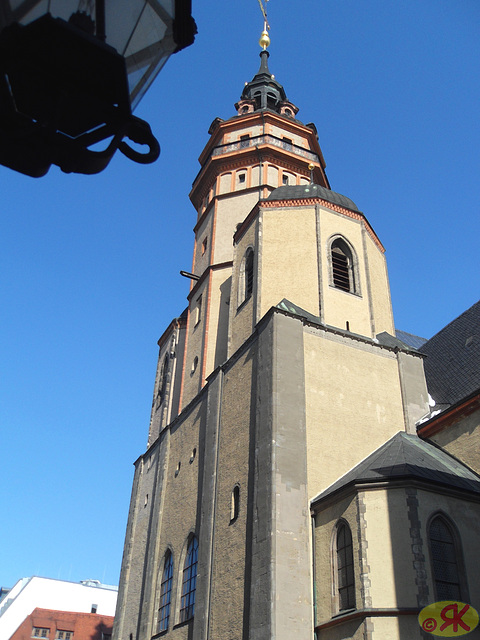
(230, 485), (240, 523)
(330, 238), (356, 294)
(336, 522), (355, 611)
(429, 515), (463, 600)
(238, 248), (254, 308)
(157, 354), (169, 405)
(180, 536), (198, 622)
(157, 551), (173, 632)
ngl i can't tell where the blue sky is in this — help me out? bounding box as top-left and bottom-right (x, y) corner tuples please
(1, 1), (479, 590)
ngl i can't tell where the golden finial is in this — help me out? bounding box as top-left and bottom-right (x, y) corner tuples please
(257, 0), (270, 49)
(259, 29), (270, 50)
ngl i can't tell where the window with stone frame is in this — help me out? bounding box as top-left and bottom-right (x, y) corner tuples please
(330, 237), (357, 294)
(238, 247), (254, 308)
(157, 354), (169, 406)
(429, 515), (464, 601)
(180, 536), (198, 622)
(157, 550), (173, 632)
(336, 521), (355, 611)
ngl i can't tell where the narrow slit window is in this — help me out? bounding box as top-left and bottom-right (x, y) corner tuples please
(230, 486), (240, 523)
(194, 295), (202, 326)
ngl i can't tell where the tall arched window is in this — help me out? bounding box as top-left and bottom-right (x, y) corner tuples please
(180, 536), (198, 622)
(429, 515), (463, 600)
(238, 247), (254, 308)
(157, 551), (173, 632)
(157, 354), (169, 405)
(330, 238), (355, 293)
(336, 521), (355, 611)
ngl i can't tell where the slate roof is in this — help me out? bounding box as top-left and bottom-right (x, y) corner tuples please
(419, 300), (480, 406)
(312, 432), (480, 506)
(268, 183), (359, 212)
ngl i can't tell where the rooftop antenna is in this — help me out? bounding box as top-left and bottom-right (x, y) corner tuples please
(257, 0), (271, 49)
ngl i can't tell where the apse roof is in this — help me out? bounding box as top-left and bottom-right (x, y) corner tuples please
(268, 183), (359, 212)
(311, 431), (480, 506)
(419, 300), (480, 406)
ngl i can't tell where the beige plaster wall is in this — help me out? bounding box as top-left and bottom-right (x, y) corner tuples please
(427, 413), (480, 474)
(268, 124), (307, 148)
(203, 267), (231, 376)
(304, 330), (406, 496)
(219, 172), (232, 195)
(319, 207), (372, 337)
(213, 191), (258, 264)
(363, 232), (394, 335)
(228, 220), (258, 356)
(363, 489), (418, 609)
(181, 282), (207, 407)
(267, 164), (278, 185)
(193, 213), (214, 276)
(259, 206), (320, 319)
(223, 123), (263, 142)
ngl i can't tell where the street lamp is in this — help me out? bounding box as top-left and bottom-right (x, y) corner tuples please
(0, 1), (196, 176)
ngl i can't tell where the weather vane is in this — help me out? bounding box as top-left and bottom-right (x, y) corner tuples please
(257, 0), (271, 49)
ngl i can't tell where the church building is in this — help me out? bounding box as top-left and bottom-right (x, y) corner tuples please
(112, 31), (480, 640)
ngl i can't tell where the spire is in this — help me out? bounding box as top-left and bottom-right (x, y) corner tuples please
(235, 23), (298, 118)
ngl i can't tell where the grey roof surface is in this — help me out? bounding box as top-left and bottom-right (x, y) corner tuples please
(395, 329), (427, 350)
(312, 432), (480, 505)
(276, 299), (417, 352)
(376, 331), (419, 353)
(268, 183), (359, 212)
(419, 300), (480, 406)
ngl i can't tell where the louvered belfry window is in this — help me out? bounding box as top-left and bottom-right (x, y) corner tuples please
(331, 239), (353, 292)
(337, 522), (356, 611)
(430, 517), (462, 600)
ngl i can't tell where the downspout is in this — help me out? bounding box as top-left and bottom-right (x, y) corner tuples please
(311, 511), (318, 638)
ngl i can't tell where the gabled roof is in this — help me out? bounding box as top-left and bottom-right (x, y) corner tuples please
(311, 432), (480, 507)
(268, 183), (359, 212)
(419, 300), (480, 406)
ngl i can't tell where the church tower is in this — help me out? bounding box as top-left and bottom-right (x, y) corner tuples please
(113, 28), (480, 640)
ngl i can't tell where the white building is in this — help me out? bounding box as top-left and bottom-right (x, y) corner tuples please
(0, 577), (117, 640)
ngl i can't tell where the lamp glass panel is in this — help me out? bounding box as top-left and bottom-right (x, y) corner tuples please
(1, 0), (177, 107)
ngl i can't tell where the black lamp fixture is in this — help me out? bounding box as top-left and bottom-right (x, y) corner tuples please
(0, 1), (196, 176)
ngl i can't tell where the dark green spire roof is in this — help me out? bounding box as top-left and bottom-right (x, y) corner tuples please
(240, 49), (287, 112)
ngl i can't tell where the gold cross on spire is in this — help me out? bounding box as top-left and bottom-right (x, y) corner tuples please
(257, 0), (271, 49)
